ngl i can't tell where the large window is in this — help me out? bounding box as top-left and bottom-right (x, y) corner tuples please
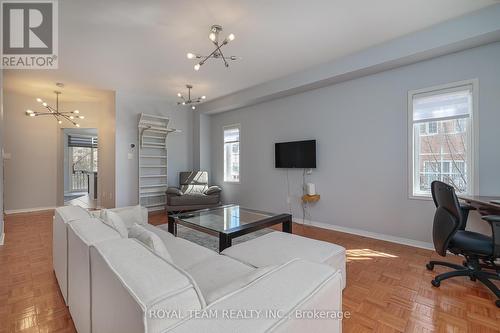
(224, 125), (240, 182)
(408, 81), (477, 198)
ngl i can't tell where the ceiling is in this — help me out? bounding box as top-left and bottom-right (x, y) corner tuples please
(3, 0), (497, 104)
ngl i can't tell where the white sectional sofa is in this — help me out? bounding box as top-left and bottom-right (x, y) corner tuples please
(53, 206), (94, 304)
(54, 205), (346, 333)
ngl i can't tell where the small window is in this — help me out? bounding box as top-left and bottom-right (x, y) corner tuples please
(223, 125), (240, 182)
(408, 81), (476, 198)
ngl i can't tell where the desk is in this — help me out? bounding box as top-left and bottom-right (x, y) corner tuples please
(458, 195), (500, 215)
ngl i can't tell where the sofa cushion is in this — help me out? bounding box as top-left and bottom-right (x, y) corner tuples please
(205, 185), (222, 195)
(69, 218), (121, 245)
(128, 224), (173, 263)
(100, 205), (148, 227)
(55, 205), (91, 223)
(180, 171), (208, 185)
(222, 231), (346, 288)
(184, 255), (256, 304)
(90, 238), (206, 331)
(102, 210), (129, 238)
(143, 224), (217, 269)
(166, 187), (183, 196)
(168, 193), (220, 206)
(202, 266), (273, 304)
(168, 259), (341, 333)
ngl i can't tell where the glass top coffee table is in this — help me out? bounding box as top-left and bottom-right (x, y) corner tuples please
(168, 205), (292, 252)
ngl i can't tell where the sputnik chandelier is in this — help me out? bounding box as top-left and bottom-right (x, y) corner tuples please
(177, 85), (206, 110)
(25, 90), (85, 127)
(186, 25), (239, 71)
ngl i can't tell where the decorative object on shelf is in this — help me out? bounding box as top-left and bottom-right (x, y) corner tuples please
(25, 86), (85, 127)
(138, 113), (181, 212)
(302, 194), (320, 203)
(186, 24), (239, 71)
(176, 85), (206, 110)
(306, 183), (316, 196)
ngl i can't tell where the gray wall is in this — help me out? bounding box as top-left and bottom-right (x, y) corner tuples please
(209, 42), (500, 244)
(3, 91), (116, 211)
(193, 112), (211, 177)
(115, 93), (193, 207)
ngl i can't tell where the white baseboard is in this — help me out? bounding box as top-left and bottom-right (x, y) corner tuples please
(293, 218), (434, 250)
(5, 206), (56, 215)
(0, 233), (4, 246)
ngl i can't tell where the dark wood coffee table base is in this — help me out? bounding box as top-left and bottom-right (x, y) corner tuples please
(168, 213), (292, 252)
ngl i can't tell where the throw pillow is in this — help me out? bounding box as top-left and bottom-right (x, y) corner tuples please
(102, 209), (129, 238)
(205, 185), (222, 195)
(128, 224), (173, 263)
(101, 205), (147, 228)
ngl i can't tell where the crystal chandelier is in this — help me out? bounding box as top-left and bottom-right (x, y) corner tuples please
(186, 25), (239, 71)
(25, 90), (85, 127)
(177, 85), (206, 110)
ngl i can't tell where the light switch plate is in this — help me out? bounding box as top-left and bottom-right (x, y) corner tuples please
(3, 152), (12, 160)
(128, 153), (134, 160)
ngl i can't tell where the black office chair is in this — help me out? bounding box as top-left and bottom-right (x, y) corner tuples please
(426, 181), (500, 307)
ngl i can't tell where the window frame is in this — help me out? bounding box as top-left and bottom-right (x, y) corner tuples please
(223, 123), (241, 184)
(407, 79), (479, 200)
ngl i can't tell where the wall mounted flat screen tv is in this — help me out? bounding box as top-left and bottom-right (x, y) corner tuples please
(275, 140), (316, 168)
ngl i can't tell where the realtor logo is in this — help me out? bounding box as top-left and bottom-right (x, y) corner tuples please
(1, 0), (58, 69)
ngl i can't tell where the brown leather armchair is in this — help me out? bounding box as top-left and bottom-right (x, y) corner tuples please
(166, 171), (222, 213)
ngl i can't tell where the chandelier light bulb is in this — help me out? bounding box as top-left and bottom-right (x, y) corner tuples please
(177, 92), (182, 97)
(192, 106), (196, 110)
(201, 95), (206, 100)
(209, 32), (216, 42)
(182, 102), (186, 105)
(194, 63), (201, 71)
(186, 53), (195, 59)
(25, 91), (88, 126)
(227, 33), (235, 41)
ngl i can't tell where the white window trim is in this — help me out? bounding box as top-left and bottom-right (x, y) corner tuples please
(407, 79), (479, 200)
(223, 123), (241, 184)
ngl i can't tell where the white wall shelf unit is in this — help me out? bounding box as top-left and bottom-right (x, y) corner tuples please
(138, 113), (180, 212)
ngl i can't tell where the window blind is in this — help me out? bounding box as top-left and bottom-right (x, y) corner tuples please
(412, 86), (472, 123)
(68, 135), (98, 148)
(224, 127), (240, 143)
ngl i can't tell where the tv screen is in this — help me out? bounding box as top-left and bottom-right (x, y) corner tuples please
(275, 140), (316, 168)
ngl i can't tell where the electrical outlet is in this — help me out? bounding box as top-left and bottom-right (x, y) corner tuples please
(286, 196), (291, 204)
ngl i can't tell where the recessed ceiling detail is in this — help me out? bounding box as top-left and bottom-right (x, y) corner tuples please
(187, 24), (239, 71)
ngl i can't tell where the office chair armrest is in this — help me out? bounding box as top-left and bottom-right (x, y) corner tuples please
(458, 204), (476, 230)
(460, 203), (476, 211)
(482, 215), (500, 257)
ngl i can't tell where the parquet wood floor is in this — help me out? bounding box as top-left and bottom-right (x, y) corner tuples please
(1, 210), (499, 332)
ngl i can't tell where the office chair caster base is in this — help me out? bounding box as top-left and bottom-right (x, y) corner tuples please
(470, 276), (476, 281)
(426, 263), (434, 271)
(431, 279), (440, 287)
(496, 300), (500, 308)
